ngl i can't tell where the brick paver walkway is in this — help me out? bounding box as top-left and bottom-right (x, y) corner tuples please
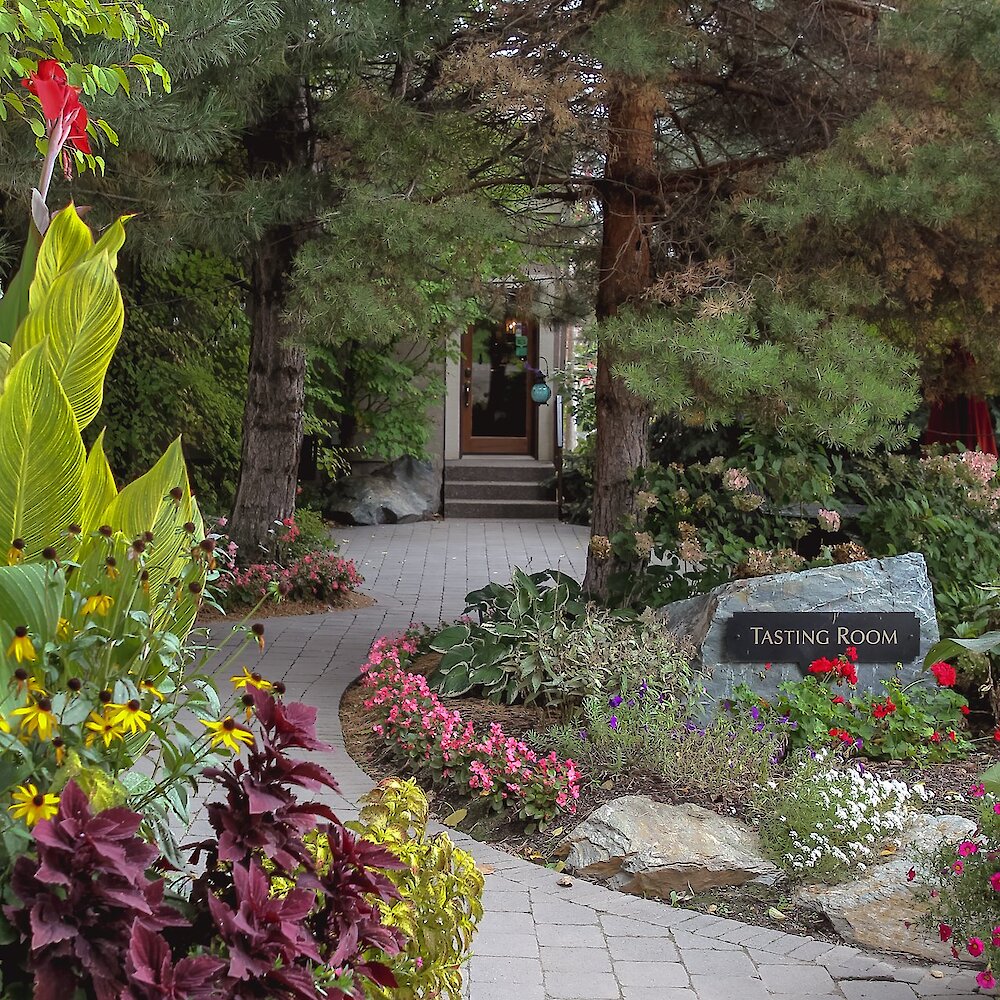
(215, 520), (985, 999)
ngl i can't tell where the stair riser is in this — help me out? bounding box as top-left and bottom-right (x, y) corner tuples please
(445, 482), (555, 501)
(444, 501), (559, 519)
(445, 463), (552, 483)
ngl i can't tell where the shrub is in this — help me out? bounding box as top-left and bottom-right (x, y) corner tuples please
(220, 547), (363, 608)
(738, 650), (971, 761)
(427, 568), (588, 704)
(347, 778), (484, 1000)
(755, 750), (919, 881)
(428, 570), (692, 710)
(1, 688), (407, 999)
(361, 633), (581, 824)
(536, 687), (793, 800)
(925, 781), (1000, 988)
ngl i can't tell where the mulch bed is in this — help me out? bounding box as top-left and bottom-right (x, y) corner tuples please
(198, 590), (375, 624)
(339, 651), (1000, 949)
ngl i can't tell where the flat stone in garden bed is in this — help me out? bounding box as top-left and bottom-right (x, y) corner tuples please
(796, 813), (976, 964)
(562, 796), (780, 896)
(657, 552), (940, 703)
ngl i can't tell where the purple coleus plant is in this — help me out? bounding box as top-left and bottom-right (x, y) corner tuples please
(193, 688), (406, 999)
(4, 781), (185, 1000)
(123, 923), (224, 1000)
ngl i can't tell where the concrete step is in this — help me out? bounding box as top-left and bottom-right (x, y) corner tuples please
(443, 499), (559, 519)
(445, 461), (552, 483)
(444, 480), (555, 501)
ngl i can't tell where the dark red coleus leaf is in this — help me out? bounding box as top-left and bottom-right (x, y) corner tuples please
(123, 923), (224, 1000)
(4, 782), (182, 1000)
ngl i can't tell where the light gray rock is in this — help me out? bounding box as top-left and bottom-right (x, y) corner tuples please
(564, 796), (780, 897)
(657, 553), (940, 703)
(325, 457), (440, 525)
(796, 813), (976, 963)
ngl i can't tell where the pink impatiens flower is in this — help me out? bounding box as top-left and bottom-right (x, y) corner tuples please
(977, 970), (996, 991)
(968, 937), (985, 958)
(958, 841), (980, 858)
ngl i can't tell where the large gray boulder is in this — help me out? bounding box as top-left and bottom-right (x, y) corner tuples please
(564, 796), (780, 896)
(657, 553), (939, 702)
(796, 813), (976, 963)
(325, 457), (440, 525)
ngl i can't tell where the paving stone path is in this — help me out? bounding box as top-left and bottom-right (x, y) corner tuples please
(212, 520), (987, 999)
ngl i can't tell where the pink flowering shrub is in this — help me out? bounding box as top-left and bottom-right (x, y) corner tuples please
(220, 551), (363, 608)
(926, 780), (1000, 990)
(361, 632), (581, 823)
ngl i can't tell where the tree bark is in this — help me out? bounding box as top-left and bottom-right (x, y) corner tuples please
(583, 81), (658, 601)
(228, 92), (310, 558)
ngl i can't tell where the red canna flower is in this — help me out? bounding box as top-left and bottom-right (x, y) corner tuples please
(22, 60), (90, 153)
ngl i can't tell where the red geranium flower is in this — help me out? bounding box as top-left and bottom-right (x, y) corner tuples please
(939, 923), (953, 942)
(930, 661), (957, 687)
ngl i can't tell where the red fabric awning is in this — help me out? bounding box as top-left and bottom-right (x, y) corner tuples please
(924, 396), (998, 457)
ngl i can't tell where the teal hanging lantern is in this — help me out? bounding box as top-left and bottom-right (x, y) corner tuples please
(531, 356), (552, 404)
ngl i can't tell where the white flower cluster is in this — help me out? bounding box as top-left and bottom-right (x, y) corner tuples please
(774, 751), (921, 875)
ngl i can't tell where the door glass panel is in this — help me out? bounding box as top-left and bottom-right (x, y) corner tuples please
(469, 319), (528, 438)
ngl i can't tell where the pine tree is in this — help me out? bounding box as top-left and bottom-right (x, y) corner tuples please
(0, 0), (522, 553)
(444, 1), (923, 598)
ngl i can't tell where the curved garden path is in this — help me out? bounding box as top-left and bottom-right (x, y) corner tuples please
(212, 520), (986, 1000)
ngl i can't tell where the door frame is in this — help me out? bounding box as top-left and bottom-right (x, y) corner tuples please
(459, 317), (537, 456)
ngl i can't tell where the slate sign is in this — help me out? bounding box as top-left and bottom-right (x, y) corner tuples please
(724, 612), (921, 664)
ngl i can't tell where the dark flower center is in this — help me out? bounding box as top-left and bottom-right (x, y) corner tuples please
(222, 718), (236, 731)
(99, 689), (112, 703)
(31, 794), (45, 807)
(14, 626), (27, 638)
(127, 699), (140, 712)
(67, 678), (82, 691)
(37, 698), (52, 712)
(14, 668), (27, 681)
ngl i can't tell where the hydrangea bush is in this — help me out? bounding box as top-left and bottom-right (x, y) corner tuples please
(361, 632), (581, 823)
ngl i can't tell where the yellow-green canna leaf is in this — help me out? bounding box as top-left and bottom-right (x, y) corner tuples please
(0, 224), (41, 346)
(0, 342), (9, 383)
(0, 345), (85, 558)
(12, 253), (125, 429)
(100, 437), (196, 615)
(29, 203), (94, 311)
(0, 563), (64, 687)
(90, 216), (131, 270)
(80, 429), (118, 532)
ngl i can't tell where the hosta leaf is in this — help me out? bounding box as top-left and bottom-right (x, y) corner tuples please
(438, 663), (473, 696)
(429, 624), (471, 652)
(80, 429), (118, 531)
(14, 252), (124, 429)
(0, 344), (85, 557)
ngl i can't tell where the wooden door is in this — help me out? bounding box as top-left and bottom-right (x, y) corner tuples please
(460, 317), (536, 455)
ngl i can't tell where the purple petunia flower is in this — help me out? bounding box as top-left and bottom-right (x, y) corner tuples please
(609, 695), (623, 708)
(579, 729), (588, 741)
(608, 715), (619, 730)
(750, 705), (760, 721)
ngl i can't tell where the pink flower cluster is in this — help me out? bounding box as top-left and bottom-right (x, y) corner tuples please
(221, 550), (363, 607)
(361, 633), (581, 822)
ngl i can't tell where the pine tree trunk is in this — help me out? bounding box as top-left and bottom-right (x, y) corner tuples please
(229, 226), (306, 558)
(583, 81), (658, 601)
(228, 92), (310, 557)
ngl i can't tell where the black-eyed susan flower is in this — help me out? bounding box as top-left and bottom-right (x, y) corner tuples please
(12, 698), (57, 740)
(230, 667), (272, 692)
(82, 593), (114, 616)
(201, 716), (254, 753)
(251, 622), (265, 650)
(66, 678), (82, 694)
(7, 538), (25, 565)
(240, 692), (255, 721)
(140, 679), (165, 702)
(51, 736), (66, 766)
(139, 570), (150, 596)
(105, 557), (119, 580)
(7, 626), (36, 664)
(106, 699), (151, 736)
(41, 547), (58, 563)
(8, 783), (59, 826)
(57, 617), (72, 641)
(85, 710), (125, 748)
(12, 668), (45, 702)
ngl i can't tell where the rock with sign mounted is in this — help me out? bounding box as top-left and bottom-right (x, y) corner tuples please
(656, 553), (939, 703)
